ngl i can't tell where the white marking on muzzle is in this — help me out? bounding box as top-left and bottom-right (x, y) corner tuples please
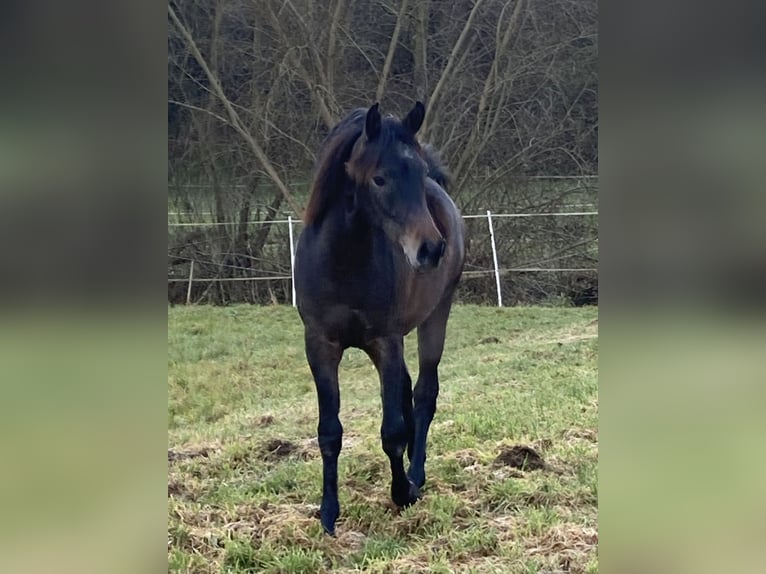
(400, 235), (421, 268)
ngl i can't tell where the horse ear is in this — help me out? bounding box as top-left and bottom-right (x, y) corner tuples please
(403, 101), (425, 135)
(365, 103), (381, 141)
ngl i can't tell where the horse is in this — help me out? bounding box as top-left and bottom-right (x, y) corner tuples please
(294, 101), (465, 535)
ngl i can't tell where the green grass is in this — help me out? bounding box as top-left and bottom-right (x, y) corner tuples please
(168, 304), (598, 573)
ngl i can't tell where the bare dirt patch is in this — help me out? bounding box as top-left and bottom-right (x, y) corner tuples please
(168, 479), (192, 499)
(494, 445), (548, 471)
(525, 523), (598, 573)
(260, 438), (300, 460)
(256, 414), (275, 427)
(532, 437), (554, 451)
(449, 448), (482, 467)
(334, 529), (367, 552)
(562, 428), (598, 442)
(259, 437), (316, 461)
(168, 445), (217, 463)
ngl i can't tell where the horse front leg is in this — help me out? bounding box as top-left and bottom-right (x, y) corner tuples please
(304, 330), (343, 535)
(408, 295), (453, 488)
(366, 336), (421, 508)
(402, 366), (414, 462)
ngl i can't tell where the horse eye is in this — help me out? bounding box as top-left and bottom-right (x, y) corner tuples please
(372, 176), (386, 187)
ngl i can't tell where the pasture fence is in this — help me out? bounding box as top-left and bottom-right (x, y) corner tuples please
(168, 210), (598, 307)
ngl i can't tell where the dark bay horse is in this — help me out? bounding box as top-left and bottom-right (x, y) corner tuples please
(294, 102), (465, 535)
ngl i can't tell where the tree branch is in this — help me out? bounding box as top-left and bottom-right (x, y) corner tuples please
(168, 100), (231, 127)
(453, 0), (525, 192)
(168, 3), (301, 215)
(423, 0), (486, 135)
(271, 0), (337, 128)
(376, 0), (410, 102)
(327, 0), (347, 89)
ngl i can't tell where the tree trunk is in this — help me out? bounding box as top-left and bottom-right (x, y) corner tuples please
(376, 0), (411, 102)
(413, 0), (430, 98)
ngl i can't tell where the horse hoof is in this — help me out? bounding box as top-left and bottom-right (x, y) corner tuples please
(408, 468), (426, 488)
(392, 479), (421, 507)
(321, 517), (337, 536)
(320, 501), (339, 536)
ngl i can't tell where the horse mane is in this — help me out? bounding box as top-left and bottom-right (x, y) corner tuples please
(303, 108), (367, 225)
(421, 144), (451, 193)
(303, 109), (452, 225)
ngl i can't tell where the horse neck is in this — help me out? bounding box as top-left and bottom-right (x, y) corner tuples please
(323, 205), (387, 269)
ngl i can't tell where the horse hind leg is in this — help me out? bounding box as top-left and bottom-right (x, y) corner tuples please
(408, 294), (453, 488)
(304, 330), (343, 535)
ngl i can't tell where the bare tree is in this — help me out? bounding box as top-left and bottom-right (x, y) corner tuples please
(167, 0), (598, 305)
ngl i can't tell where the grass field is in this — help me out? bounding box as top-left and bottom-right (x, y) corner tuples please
(168, 305), (598, 573)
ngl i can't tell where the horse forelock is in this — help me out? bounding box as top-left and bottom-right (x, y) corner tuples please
(421, 144), (451, 193)
(346, 118), (422, 184)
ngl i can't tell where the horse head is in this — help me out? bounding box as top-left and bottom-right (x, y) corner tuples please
(344, 102), (446, 271)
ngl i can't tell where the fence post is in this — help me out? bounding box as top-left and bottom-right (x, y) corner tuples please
(288, 216), (296, 307)
(486, 210), (503, 307)
(186, 260), (195, 305)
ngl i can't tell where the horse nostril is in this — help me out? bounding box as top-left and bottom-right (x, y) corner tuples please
(438, 239), (446, 259)
(417, 242), (430, 265)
